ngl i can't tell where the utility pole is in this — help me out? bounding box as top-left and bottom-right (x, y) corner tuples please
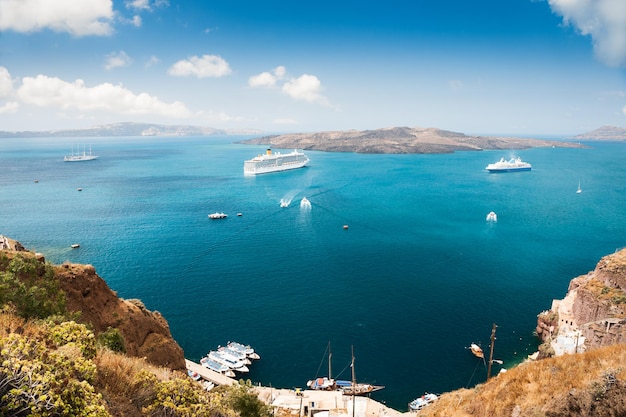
(487, 323), (497, 380)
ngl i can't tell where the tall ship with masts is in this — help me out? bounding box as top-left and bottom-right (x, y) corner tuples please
(64, 145), (98, 162)
(306, 342), (383, 395)
(243, 149), (309, 175)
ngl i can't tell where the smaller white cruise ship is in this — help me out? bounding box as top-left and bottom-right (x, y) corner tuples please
(244, 149), (309, 175)
(485, 157), (531, 172)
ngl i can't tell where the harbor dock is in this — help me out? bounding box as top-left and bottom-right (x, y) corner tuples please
(254, 386), (406, 417)
(186, 357), (406, 416)
(185, 359), (236, 386)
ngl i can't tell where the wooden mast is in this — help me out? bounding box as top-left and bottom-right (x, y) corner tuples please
(328, 341), (332, 381)
(351, 345), (355, 417)
(487, 323), (497, 380)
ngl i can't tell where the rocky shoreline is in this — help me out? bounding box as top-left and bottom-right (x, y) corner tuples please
(536, 248), (626, 358)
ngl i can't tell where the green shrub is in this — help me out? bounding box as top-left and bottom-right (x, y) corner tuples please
(97, 327), (127, 353)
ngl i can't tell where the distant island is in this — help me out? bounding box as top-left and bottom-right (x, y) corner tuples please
(574, 125), (626, 141)
(0, 122), (261, 138)
(238, 126), (586, 154)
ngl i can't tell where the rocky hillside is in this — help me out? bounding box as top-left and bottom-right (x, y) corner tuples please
(574, 126), (626, 141)
(238, 126), (585, 154)
(536, 248), (626, 357)
(1, 236), (185, 370)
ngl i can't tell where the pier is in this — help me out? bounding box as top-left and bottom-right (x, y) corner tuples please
(254, 387), (406, 417)
(185, 359), (236, 386)
(186, 358), (407, 416)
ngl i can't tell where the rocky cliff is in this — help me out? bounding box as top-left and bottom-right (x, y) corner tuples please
(1, 236), (186, 370)
(537, 248), (626, 356)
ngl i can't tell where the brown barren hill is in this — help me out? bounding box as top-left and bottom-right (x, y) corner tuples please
(239, 126), (586, 154)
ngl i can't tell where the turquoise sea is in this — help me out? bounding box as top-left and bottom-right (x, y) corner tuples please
(1, 136), (625, 410)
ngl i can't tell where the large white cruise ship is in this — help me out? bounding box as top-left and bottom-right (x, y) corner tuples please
(243, 149), (309, 175)
(485, 157), (531, 172)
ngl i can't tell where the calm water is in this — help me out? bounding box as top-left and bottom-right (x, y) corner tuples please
(1, 136), (625, 410)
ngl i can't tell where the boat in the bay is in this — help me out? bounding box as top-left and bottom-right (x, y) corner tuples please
(577, 181), (582, 194)
(408, 393), (438, 412)
(469, 343), (484, 359)
(64, 145), (98, 162)
(226, 341), (260, 360)
(300, 197), (311, 209)
(208, 350), (250, 372)
(200, 356), (236, 377)
(243, 149), (309, 175)
(208, 212), (228, 219)
(218, 346), (252, 365)
(485, 157), (531, 172)
(486, 211), (497, 222)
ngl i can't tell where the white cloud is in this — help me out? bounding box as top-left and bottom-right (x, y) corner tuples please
(274, 118), (298, 125)
(623, 105), (626, 116)
(249, 66), (332, 106)
(0, 0), (114, 36)
(282, 74), (329, 105)
(248, 66), (286, 88)
(0, 101), (19, 113)
(0, 67), (14, 97)
(145, 56), (160, 67)
(549, 0), (626, 67)
(125, 0), (168, 11)
(0, 67), (18, 113)
(17, 74), (192, 118)
(168, 55), (232, 78)
(105, 51), (132, 70)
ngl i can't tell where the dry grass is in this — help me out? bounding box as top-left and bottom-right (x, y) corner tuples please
(94, 348), (188, 417)
(418, 344), (626, 417)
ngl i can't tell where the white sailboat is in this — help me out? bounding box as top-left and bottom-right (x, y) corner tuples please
(64, 145), (98, 162)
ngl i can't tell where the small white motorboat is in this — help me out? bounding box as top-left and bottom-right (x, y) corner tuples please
(208, 212), (228, 219)
(486, 211), (497, 222)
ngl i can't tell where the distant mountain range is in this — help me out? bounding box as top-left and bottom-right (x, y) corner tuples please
(0, 122), (262, 138)
(574, 126), (626, 140)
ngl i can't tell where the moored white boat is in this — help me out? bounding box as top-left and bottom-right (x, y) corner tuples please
(469, 343), (484, 359)
(208, 350), (250, 372)
(408, 393), (438, 411)
(208, 212), (228, 219)
(227, 341), (260, 360)
(218, 346), (252, 365)
(200, 356), (236, 377)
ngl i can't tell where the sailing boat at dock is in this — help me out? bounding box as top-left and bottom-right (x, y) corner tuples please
(306, 343), (384, 395)
(338, 346), (384, 396)
(306, 341), (336, 390)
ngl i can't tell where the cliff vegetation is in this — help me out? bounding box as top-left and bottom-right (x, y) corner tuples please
(2, 235), (626, 416)
(0, 238), (271, 417)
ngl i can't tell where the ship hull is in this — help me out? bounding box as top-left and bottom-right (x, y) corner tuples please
(244, 160), (308, 175)
(486, 167), (531, 173)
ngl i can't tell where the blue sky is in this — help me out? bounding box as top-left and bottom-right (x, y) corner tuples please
(0, 0), (625, 135)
